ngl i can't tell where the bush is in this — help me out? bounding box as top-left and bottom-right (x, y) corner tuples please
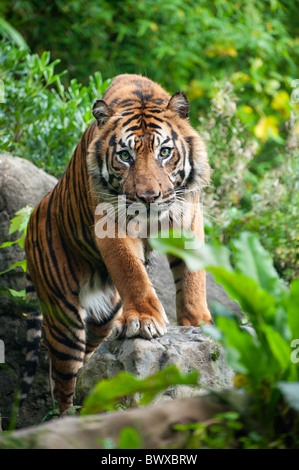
(2, 0), (299, 136)
(150, 230), (299, 448)
(199, 81), (299, 282)
(0, 41), (110, 176)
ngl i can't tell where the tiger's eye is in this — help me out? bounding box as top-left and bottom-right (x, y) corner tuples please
(118, 150), (131, 162)
(160, 147), (171, 158)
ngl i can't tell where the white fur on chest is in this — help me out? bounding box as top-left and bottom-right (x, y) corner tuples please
(79, 273), (116, 323)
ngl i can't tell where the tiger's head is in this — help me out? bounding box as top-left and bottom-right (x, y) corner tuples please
(88, 74), (209, 227)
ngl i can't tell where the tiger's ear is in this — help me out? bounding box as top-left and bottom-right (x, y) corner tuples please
(92, 99), (112, 125)
(167, 92), (190, 119)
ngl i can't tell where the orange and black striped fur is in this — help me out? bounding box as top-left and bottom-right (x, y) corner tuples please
(22, 74), (211, 413)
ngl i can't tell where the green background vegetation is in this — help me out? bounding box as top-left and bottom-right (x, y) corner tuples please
(0, 0), (298, 449)
(0, 0), (298, 282)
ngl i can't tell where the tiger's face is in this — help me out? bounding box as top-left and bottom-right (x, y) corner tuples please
(88, 75), (209, 226)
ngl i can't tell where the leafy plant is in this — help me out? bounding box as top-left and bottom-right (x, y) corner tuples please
(80, 365), (199, 416)
(173, 411), (243, 449)
(0, 16), (28, 48)
(150, 230), (299, 447)
(118, 427), (142, 450)
(0, 205), (33, 254)
(0, 205), (33, 298)
(2, 0), (298, 139)
(199, 81), (299, 282)
(0, 40), (110, 177)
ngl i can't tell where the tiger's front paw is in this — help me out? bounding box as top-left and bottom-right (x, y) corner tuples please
(111, 296), (168, 339)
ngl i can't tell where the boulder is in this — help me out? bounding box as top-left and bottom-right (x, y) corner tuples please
(76, 326), (234, 407)
(0, 154), (58, 430)
(0, 154), (57, 291)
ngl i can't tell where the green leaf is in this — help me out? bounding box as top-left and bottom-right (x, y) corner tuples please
(0, 18), (29, 49)
(149, 230), (232, 272)
(232, 232), (285, 297)
(261, 325), (294, 372)
(8, 289), (26, 298)
(118, 427), (141, 450)
(208, 267), (276, 325)
(80, 365), (199, 416)
(215, 315), (265, 378)
(8, 206), (33, 235)
(0, 259), (26, 275)
(0, 240), (18, 249)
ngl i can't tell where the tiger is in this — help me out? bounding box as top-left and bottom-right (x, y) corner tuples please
(21, 74), (212, 414)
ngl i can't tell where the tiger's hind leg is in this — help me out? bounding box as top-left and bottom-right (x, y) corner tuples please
(41, 299), (86, 414)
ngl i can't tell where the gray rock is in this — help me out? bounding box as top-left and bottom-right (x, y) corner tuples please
(0, 154), (58, 430)
(76, 325), (234, 407)
(0, 154), (57, 290)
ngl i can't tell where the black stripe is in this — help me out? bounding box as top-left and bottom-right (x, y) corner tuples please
(122, 113), (141, 127)
(25, 338), (41, 354)
(23, 359), (39, 376)
(143, 113), (164, 123)
(54, 370), (78, 380)
(183, 136), (195, 188)
(27, 317), (42, 330)
(170, 258), (182, 269)
(47, 314), (86, 348)
(147, 122), (162, 130)
(26, 285), (35, 293)
(47, 342), (84, 362)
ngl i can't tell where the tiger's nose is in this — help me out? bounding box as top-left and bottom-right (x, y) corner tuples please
(136, 191), (161, 204)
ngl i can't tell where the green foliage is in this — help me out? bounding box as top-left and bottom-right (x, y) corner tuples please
(80, 365), (199, 416)
(0, 205), (33, 282)
(199, 82), (299, 282)
(150, 230), (299, 446)
(174, 411), (243, 449)
(0, 1), (298, 447)
(0, 205), (33, 250)
(0, 41), (110, 176)
(1, 0), (298, 114)
(0, 16), (28, 48)
(2, 0), (298, 137)
(0, 435), (31, 450)
(0, 31), (298, 281)
(118, 427), (142, 450)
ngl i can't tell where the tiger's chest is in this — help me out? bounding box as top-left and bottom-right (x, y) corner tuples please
(79, 271), (117, 324)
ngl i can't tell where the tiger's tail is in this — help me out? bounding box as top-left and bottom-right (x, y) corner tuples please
(19, 273), (43, 405)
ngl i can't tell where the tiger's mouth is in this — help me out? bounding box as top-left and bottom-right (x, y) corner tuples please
(124, 198), (175, 223)
(94, 187), (190, 239)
